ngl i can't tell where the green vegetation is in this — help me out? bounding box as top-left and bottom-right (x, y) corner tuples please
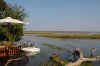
(81, 62), (92, 66)
(39, 34), (100, 39)
(40, 54), (69, 66)
(24, 31), (53, 34)
(43, 54), (92, 66)
(0, 0), (27, 42)
(24, 31), (100, 39)
(40, 52), (92, 66)
(43, 43), (66, 51)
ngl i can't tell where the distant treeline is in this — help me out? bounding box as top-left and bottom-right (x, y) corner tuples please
(24, 31), (100, 39)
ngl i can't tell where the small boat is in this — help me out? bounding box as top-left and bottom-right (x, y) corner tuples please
(22, 47), (40, 53)
(21, 41), (40, 56)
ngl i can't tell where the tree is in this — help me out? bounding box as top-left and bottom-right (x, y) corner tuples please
(0, 0), (7, 18)
(0, 0), (28, 42)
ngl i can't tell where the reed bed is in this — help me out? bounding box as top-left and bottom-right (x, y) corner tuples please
(39, 33), (100, 39)
(24, 31), (100, 39)
(43, 43), (66, 51)
(24, 31), (53, 34)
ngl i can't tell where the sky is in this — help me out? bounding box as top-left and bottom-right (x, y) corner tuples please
(6, 0), (100, 32)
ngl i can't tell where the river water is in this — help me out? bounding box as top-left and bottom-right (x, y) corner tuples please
(18, 34), (100, 66)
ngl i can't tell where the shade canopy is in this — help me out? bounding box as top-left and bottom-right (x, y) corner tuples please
(0, 17), (28, 24)
(0, 17), (29, 41)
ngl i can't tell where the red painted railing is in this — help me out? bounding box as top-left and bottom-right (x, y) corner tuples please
(0, 46), (22, 57)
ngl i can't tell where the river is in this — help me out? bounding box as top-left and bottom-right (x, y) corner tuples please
(17, 34), (100, 66)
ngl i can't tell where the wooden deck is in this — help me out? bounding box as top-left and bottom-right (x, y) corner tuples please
(0, 45), (22, 57)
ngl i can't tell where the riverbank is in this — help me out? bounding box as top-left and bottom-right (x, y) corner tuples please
(24, 31), (100, 39)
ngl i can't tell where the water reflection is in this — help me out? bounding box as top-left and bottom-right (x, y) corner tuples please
(0, 51), (29, 66)
(25, 52), (40, 57)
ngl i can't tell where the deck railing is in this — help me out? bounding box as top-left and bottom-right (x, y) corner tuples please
(0, 45), (22, 57)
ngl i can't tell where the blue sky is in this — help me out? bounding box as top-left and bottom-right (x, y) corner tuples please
(6, 0), (100, 31)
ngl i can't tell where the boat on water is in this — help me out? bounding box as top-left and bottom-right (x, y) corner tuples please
(21, 41), (40, 56)
(22, 47), (40, 53)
